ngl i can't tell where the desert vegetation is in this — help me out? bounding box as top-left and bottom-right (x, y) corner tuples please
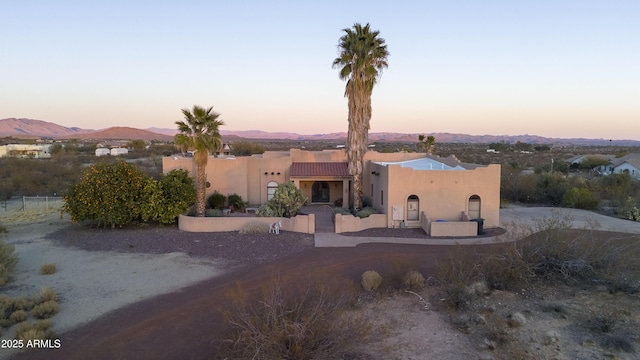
(257, 182), (307, 218)
(217, 275), (378, 359)
(63, 161), (195, 227)
(426, 213), (640, 358)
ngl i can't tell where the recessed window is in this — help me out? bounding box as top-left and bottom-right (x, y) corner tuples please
(267, 181), (278, 201)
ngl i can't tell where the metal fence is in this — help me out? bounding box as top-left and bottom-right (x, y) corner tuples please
(20, 196), (64, 211)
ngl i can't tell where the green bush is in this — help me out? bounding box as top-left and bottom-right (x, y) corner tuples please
(141, 169), (195, 224)
(0, 240), (18, 287)
(63, 160), (152, 228)
(562, 187), (599, 210)
(205, 209), (224, 217)
(356, 206), (377, 218)
(256, 203), (278, 217)
(331, 207), (352, 223)
(227, 193), (246, 209)
(207, 191), (226, 210)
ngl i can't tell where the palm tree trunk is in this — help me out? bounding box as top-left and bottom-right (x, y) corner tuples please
(196, 163), (206, 217)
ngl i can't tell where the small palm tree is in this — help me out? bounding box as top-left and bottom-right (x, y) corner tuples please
(174, 105), (224, 217)
(333, 23), (389, 210)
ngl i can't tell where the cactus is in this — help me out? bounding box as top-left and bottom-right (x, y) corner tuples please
(258, 183), (307, 218)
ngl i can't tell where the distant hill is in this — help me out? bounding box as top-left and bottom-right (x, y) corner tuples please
(56, 126), (175, 141)
(0, 118), (92, 137)
(2, 118), (639, 146)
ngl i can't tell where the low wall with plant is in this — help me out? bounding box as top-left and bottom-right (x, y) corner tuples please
(178, 214), (315, 234)
(334, 214), (387, 233)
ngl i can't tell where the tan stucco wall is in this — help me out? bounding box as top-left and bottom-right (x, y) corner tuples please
(370, 162), (501, 229)
(178, 214), (315, 234)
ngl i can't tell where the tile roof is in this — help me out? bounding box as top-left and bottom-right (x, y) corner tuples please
(290, 162), (349, 177)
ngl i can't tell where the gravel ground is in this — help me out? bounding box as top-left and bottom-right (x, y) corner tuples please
(48, 224), (316, 266)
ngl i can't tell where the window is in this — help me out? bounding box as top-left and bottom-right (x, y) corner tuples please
(267, 181), (278, 201)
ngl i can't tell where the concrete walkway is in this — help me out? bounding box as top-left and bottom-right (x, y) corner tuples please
(311, 206), (640, 248)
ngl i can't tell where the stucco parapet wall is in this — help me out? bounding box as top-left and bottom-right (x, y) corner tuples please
(430, 221), (478, 237)
(178, 214), (315, 234)
(334, 214), (387, 234)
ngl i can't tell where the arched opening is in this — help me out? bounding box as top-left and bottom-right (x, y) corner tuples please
(267, 181), (278, 201)
(468, 195), (481, 219)
(312, 181), (330, 203)
(407, 194), (419, 221)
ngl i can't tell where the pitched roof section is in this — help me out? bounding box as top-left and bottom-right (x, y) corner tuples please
(290, 162), (349, 177)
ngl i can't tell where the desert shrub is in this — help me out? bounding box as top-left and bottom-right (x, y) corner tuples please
(0, 239), (18, 287)
(0, 223), (6, 233)
(9, 310), (27, 323)
(15, 320), (53, 342)
(207, 191), (226, 210)
(12, 296), (36, 311)
(361, 270), (383, 291)
(63, 160), (152, 228)
(230, 141), (266, 156)
(437, 283), (474, 311)
(479, 243), (532, 291)
(402, 270), (425, 289)
(583, 306), (621, 334)
(204, 209), (224, 217)
(140, 169), (196, 224)
(220, 276), (369, 359)
(255, 203), (278, 217)
(238, 221), (269, 234)
(40, 263), (57, 275)
(356, 206), (377, 218)
(561, 187), (599, 210)
(31, 300), (59, 319)
(227, 193), (246, 209)
(39, 287), (58, 303)
(599, 334), (635, 353)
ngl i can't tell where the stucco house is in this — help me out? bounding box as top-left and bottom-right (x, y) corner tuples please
(162, 149), (501, 233)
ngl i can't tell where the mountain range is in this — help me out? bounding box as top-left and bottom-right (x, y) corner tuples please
(1, 118), (639, 146)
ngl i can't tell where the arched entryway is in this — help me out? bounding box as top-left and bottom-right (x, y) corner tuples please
(312, 181), (330, 203)
(407, 194), (419, 221)
(468, 195), (481, 219)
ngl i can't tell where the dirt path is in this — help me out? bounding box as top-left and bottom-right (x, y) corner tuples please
(13, 243), (483, 360)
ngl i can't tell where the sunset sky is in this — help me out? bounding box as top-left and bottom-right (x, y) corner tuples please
(2, 1), (638, 140)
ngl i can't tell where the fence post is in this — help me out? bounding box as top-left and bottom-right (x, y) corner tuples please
(23, 196), (26, 211)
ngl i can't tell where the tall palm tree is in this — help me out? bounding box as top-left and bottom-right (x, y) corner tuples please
(174, 105), (224, 217)
(333, 23), (389, 210)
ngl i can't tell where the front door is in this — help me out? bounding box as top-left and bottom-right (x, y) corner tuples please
(312, 181), (330, 203)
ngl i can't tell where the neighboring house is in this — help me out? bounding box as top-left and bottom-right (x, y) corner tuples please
(610, 153), (640, 179)
(110, 148), (128, 156)
(0, 144), (51, 158)
(163, 149), (501, 231)
(566, 154), (616, 174)
(95, 148), (110, 156)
